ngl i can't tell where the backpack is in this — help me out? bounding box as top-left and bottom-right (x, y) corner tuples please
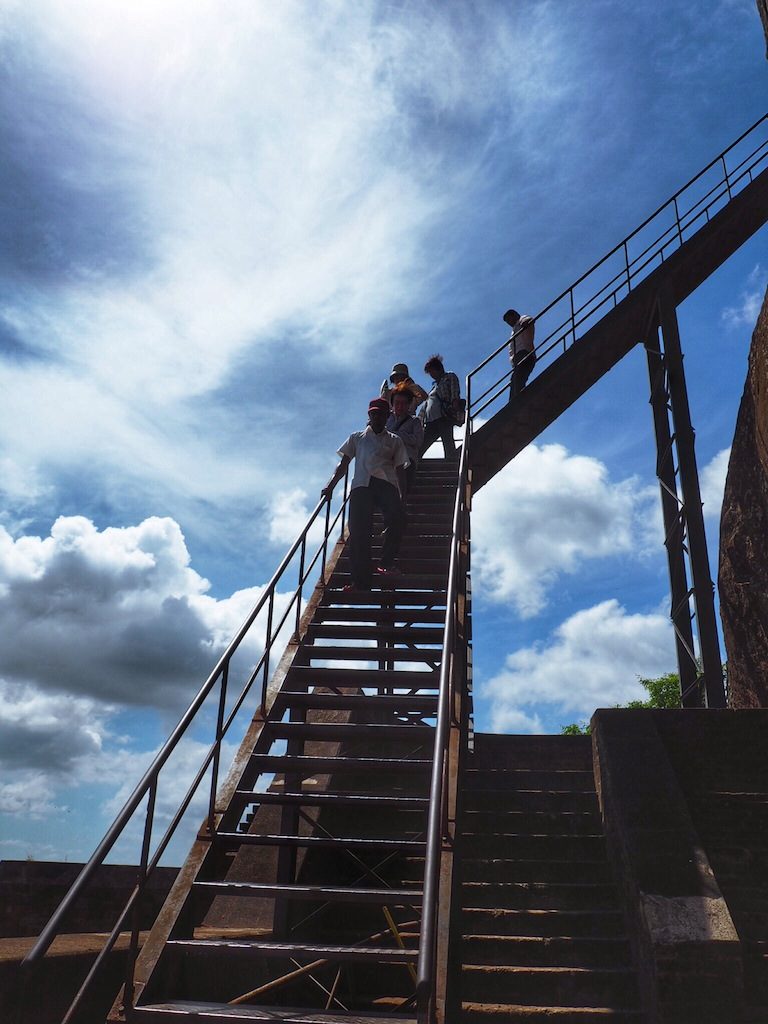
(439, 372), (466, 425)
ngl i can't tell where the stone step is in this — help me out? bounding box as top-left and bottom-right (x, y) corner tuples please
(460, 1003), (644, 1022)
(464, 769), (596, 792)
(471, 735), (593, 772)
(460, 909), (626, 938)
(460, 810), (603, 836)
(463, 789), (599, 814)
(460, 833), (606, 860)
(461, 935), (632, 968)
(460, 964), (639, 1006)
(460, 858), (612, 885)
(460, 882), (620, 912)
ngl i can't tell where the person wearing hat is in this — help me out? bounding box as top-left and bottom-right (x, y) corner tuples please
(322, 397), (408, 589)
(380, 362), (428, 414)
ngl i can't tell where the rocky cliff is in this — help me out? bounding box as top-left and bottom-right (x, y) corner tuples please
(719, 286), (768, 706)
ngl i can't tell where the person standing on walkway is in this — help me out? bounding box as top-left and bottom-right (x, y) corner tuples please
(505, 308), (536, 396)
(387, 384), (424, 499)
(420, 354), (460, 460)
(322, 397), (408, 590)
(380, 362), (428, 414)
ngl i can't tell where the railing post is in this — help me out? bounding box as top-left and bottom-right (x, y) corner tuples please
(122, 780), (157, 1012)
(294, 535), (307, 639)
(207, 660), (230, 833)
(722, 154), (732, 199)
(320, 495), (332, 583)
(673, 196), (683, 246)
(261, 591), (275, 710)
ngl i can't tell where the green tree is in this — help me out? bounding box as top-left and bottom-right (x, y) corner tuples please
(560, 671), (682, 734)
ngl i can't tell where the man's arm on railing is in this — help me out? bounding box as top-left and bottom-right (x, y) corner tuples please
(322, 454), (351, 498)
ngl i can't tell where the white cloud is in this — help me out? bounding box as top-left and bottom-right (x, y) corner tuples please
(700, 447), (730, 520)
(0, 0), (577, 523)
(484, 599), (676, 731)
(721, 264), (767, 329)
(0, 514), (289, 708)
(0, 681), (110, 772)
(268, 488), (325, 548)
(471, 444), (656, 617)
(0, 773), (63, 818)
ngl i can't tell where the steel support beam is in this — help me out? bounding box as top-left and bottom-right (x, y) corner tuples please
(645, 318), (700, 707)
(656, 291), (726, 708)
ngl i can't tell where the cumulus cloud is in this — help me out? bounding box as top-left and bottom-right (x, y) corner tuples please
(0, 514), (289, 708)
(0, 681), (110, 772)
(721, 264), (767, 329)
(485, 599), (676, 731)
(700, 447), (730, 519)
(471, 444), (656, 617)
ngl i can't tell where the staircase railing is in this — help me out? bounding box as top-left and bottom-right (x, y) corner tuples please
(417, 424), (473, 1024)
(466, 112), (768, 423)
(18, 467), (351, 1024)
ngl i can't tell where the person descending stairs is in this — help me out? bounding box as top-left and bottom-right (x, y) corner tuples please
(119, 459), (460, 1022)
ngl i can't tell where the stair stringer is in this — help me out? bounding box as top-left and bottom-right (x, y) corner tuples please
(109, 535), (349, 1019)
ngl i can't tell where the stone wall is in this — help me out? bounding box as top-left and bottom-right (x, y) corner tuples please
(718, 287), (768, 707)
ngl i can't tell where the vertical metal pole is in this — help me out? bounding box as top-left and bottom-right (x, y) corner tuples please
(124, 780), (157, 1010)
(208, 661), (229, 833)
(658, 292), (726, 708)
(294, 535), (306, 639)
(645, 320), (700, 707)
(261, 591), (275, 710)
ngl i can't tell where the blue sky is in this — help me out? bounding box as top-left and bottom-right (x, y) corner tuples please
(0, 0), (766, 865)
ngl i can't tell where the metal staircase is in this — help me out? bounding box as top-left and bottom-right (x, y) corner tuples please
(18, 114), (768, 1024)
(123, 459), (466, 1022)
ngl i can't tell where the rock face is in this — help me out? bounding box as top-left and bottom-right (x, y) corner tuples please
(759, 0), (768, 55)
(718, 286), (768, 707)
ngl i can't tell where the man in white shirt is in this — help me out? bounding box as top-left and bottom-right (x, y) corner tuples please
(322, 397), (409, 590)
(504, 308), (536, 396)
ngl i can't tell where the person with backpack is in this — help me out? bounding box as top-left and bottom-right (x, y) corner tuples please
(419, 354), (462, 460)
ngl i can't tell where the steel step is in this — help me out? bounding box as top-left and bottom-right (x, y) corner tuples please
(298, 645), (442, 664)
(248, 753), (433, 775)
(284, 667), (439, 689)
(304, 625), (444, 643)
(266, 722), (435, 742)
(231, 790), (429, 810)
(166, 939), (419, 963)
(273, 692), (439, 713)
(321, 591), (448, 607)
(215, 833), (427, 851)
(312, 608), (446, 623)
(132, 1004), (416, 1023)
(192, 881), (423, 904)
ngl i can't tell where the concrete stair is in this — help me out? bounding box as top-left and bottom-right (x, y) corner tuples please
(455, 734), (643, 1022)
(654, 712), (768, 1023)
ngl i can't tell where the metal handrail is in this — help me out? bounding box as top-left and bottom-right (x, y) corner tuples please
(417, 420), (471, 1023)
(467, 112), (768, 420)
(19, 467), (351, 1020)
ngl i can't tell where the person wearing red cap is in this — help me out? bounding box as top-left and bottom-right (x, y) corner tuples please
(322, 397), (409, 590)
